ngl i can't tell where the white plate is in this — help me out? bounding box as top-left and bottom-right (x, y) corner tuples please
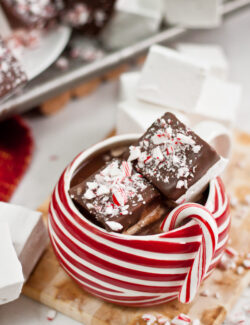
(20, 26), (71, 80)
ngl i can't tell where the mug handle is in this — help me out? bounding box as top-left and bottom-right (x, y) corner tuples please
(193, 120), (232, 159)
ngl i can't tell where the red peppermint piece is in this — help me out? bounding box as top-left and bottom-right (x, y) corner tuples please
(144, 155), (152, 164)
(225, 247), (238, 257)
(112, 193), (120, 206)
(112, 187), (127, 206)
(121, 161), (132, 177)
(171, 313), (191, 325)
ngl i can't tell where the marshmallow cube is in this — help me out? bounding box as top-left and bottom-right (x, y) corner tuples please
(196, 76), (241, 127)
(101, 0), (163, 50)
(117, 98), (190, 135)
(0, 223), (24, 305)
(119, 71), (140, 102)
(137, 45), (210, 113)
(176, 43), (229, 80)
(164, 0), (221, 28)
(0, 202), (48, 280)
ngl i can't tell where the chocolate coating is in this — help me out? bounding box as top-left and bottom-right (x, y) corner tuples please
(2, 0), (63, 29)
(127, 112), (220, 202)
(61, 0), (116, 35)
(69, 158), (160, 232)
(0, 38), (27, 100)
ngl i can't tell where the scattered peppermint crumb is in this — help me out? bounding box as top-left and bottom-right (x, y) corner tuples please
(230, 195), (238, 208)
(55, 57), (69, 71)
(87, 182), (98, 190)
(225, 247), (238, 257)
(193, 145), (201, 153)
(217, 253), (236, 271)
(70, 47), (81, 59)
(84, 189), (96, 200)
(200, 289), (210, 297)
(157, 315), (170, 324)
(237, 266), (244, 275)
(213, 292), (220, 299)
(176, 180), (185, 189)
(142, 313), (157, 325)
(47, 309), (57, 321)
(171, 313), (191, 325)
(106, 221), (123, 232)
(243, 259), (250, 269)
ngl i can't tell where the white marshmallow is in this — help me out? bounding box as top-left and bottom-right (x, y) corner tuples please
(164, 0), (221, 28)
(176, 43), (229, 80)
(101, 0), (163, 50)
(119, 71), (140, 102)
(117, 98), (190, 135)
(137, 45), (241, 127)
(137, 45), (210, 113)
(0, 222), (24, 305)
(196, 76), (241, 127)
(0, 202), (48, 280)
(0, 7), (12, 38)
(176, 156), (228, 204)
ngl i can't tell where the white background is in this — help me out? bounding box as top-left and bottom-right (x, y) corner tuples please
(1, 6), (250, 325)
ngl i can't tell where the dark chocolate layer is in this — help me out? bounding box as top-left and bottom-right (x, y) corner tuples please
(61, 0), (116, 35)
(69, 159), (160, 232)
(2, 0), (63, 29)
(126, 112), (220, 202)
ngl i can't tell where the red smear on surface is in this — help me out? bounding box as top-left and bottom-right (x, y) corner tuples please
(0, 116), (33, 201)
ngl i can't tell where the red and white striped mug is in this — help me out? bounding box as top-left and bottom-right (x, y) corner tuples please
(48, 134), (230, 307)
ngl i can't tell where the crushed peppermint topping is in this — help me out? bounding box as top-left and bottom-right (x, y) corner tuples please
(0, 38), (27, 99)
(62, 3), (90, 27)
(142, 314), (157, 325)
(105, 221), (123, 232)
(6, 29), (42, 61)
(3, 0), (63, 27)
(140, 313), (198, 325)
(171, 313), (191, 325)
(128, 115), (203, 190)
(47, 309), (57, 321)
(81, 160), (157, 226)
(55, 57), (69, 71)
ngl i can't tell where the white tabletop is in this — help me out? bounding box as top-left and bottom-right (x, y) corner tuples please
(1, 6), (250, 325)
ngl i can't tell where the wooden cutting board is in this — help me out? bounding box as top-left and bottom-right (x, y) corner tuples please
(22, 131), (250, 325)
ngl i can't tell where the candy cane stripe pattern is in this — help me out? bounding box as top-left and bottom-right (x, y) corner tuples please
(49, 136), (230, 307)
(171, 313), (191, 325)
(161, 203), (218, 303)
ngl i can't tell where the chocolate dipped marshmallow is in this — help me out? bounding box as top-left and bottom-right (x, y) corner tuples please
(61, 0), (116, 35)
(69, 159), (162, 233)
(0, 37), (27, 100)
(127, 112), (227, 205)
(2, 0), (63, 29)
